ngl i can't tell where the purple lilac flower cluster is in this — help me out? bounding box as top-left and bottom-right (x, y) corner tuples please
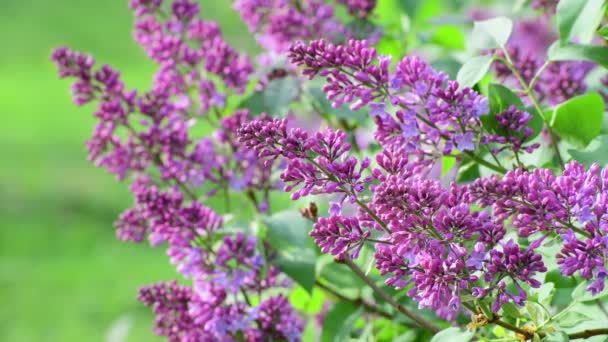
(337, 0), (377, 19)
(492, 17), (595, 106)
(117, 171), (301, 340)
(289, 39), (504, 162)
(239, 38), (608, 323)
(239, 112), (551, 320)
(233, 0), (377, 54)
(52, 1), (305, 340)
(530, 0), (558, 15)
(239, 117), (371, 204)
(139, 281), (302, 341)
(470, 162), (608, 294)
(480, 105), (541, 155)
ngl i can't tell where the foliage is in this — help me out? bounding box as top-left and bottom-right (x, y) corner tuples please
(52, 0), (608, 341)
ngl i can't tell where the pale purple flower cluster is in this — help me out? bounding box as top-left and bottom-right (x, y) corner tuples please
(139, 281), (302, 341)
(481, 239), (546, 311)
(51, 0), (255, 182)
(538, 61), (594, 106)
(188, 110), (280, 210)
(117, 173), (301, 339)
(242, 39), (608, 321)
(368, 175), (516, 319)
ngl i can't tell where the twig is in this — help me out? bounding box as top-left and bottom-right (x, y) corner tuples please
(568, 328), (608, 340)
(494, 54), (565, 169)
(315, 280), (421, 327)
(342, 257), (441, 333)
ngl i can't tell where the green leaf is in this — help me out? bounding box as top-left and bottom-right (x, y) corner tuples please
(598, 25), (608, 39)
(456, 162), (480, 183)
(488, 83), (525, 113)
(551, 93), (605, 148)
(308, 88), (368, 124)
(429, 26), (465, 50)
(546, 269), (578, 288)
(427, 15), (471, 26)
(262, 210), (312, 247)
(456, 55), (493, 88)
(273, 248), (316, 293)
(501, 302), (521, 319)
(321, 302), (361, 342)
(430, 327), (474, 342)
(431, 58), (462, 80)
(397, 0), (423, 19)
(471, 17), (513, 49)
(536, 283), (555, 308)
(569, 135), (608, 167)
(484, 83), (524, 135)
(557, 311), (592, 328)
(526, 301), (546, 325)
(571, 281), (608, 302)
(376, 36), (403, 58)
(374, 0), (403, 28)
(289, 286), (325, 314)
(262, 211), (316, 293)
(320, 262), (366, 290)
(264, 76), (300, 115)
(239, 76), (299, 116)
(556, 0), (606, 43)
(542, 331), (569, 342)
(548, 42), (608, 69)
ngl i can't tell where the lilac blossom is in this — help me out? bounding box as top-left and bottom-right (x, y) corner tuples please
(290, 40), (489, 163)
(233, 0), (378, 54)
(481, 105), (541, 156)
(140, 281), (303, 341)
(337, 0), (377, 19)
(492, 17), (595, 106)
(311, 216), (370, 258)
(239, 118), (372, 201)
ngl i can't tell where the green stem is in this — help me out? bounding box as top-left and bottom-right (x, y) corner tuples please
(314, 280), (419, 326)
(494, 54), (565, 169)
(343, 257), (441, 333)
(306, 157), (392, 235)
(463, 151), (508, 174)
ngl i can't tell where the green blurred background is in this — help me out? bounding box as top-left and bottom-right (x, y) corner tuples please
(0, 1), (256, 340)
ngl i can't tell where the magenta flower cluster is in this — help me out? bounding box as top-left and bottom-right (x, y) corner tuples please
(139, 281), (301, 341)
(239, 38), (608, 322)
(51, 0), (322, 340)
(471, 162), (608, 294)
(53, 0), (608, 339)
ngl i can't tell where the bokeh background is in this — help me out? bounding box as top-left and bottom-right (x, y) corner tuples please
(0, 1), (258, 340)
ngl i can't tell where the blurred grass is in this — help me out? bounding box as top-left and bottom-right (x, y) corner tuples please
(0, 1), (255, 341)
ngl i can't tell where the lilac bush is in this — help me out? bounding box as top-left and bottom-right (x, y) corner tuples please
(54, 0), (608, 341)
